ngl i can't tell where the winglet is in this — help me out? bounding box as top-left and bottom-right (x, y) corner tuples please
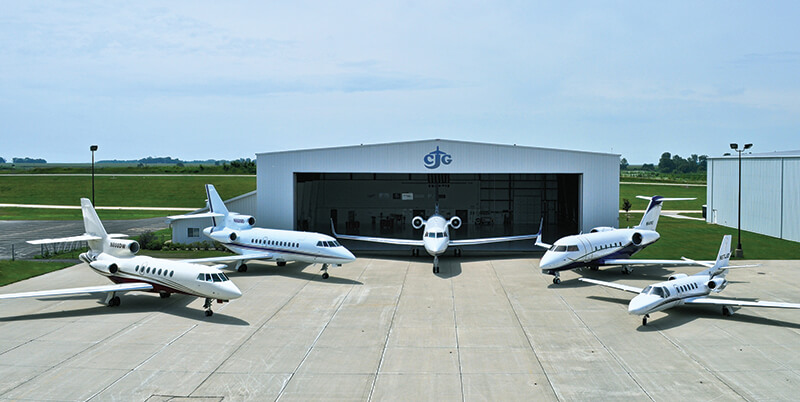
(534, 218), (552, 249)
(330, 218), (340, 237)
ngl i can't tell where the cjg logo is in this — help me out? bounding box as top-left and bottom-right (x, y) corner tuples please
(423, 146), (452, 169)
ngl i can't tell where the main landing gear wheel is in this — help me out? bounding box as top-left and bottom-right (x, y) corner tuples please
(159, 292), (171, 299)
(722, 306), (734, 317)
(590, 266), (599, 271)
(108, 296), (121, 307)
(622, 266), (633, 275)
(277, 261), (287, 267)
(237, 263), (248, 273)
(642, 314), (649, 326)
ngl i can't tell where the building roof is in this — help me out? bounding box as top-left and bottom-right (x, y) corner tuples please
(710, 150), (800, 160)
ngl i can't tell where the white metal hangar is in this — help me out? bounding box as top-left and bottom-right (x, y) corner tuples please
(255, 139), (619, 252)
(707, 150), (800, 243)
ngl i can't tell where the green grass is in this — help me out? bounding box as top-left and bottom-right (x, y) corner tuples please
(0, 175), (255, 219)
(625, 213), (800, 260)
(0, 260), (75, 287)
(619, 183), (706, 211)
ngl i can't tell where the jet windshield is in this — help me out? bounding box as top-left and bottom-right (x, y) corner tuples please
(196, 273), (231, 282)
(426, 232), (446, 238)
(642, 285), (667, 298)
(316, 240), (342, 247)
(549, 245), (578, 252)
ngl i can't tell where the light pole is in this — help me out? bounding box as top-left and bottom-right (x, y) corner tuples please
(90, 145), (98, 205)
(729, 143), (752, 258)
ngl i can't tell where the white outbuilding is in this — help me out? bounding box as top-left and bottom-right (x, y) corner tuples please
(707, 150), (800, 243)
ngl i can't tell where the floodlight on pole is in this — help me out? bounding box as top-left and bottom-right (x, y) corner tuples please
(730, 143), (752, 258)
(90, 145), (98, 205)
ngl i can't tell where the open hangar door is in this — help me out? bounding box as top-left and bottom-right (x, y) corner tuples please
(295, 173), (579, 253)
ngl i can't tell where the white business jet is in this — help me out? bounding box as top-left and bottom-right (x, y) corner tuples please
(331, 205), (539, 274)
(537, 195), (697, 284)
(169, 184), (355, 279)
(0, 199), (241, 316)
(579, 235), (800, 326)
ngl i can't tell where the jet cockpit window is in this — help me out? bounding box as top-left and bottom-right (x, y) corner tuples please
(645, 286), (667, 298)
(436, 233), (444, 238)
(333, 241), (341, 247)
(553, 245), (567, 252)
(211, 273), (222, 282)
(566, 245), (579, 252)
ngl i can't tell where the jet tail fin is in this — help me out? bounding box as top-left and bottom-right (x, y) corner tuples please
(80, 198), (108, 252)
(205, 184), (229, 227)
(708, 235), (733, 276)
(634, 195), (695, 231)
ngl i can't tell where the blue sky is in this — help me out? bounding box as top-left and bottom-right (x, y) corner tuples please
(2, 1), (798, 164)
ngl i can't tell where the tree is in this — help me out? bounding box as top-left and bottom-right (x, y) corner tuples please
(622, 198), (632, 222)
(658, 152), (674, 173)
(620, 157), (629, 170)
(641, 163), (655, 171)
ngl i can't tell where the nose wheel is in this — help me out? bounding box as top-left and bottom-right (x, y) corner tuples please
(433, 256), (440, 274)
(203, 298), (214, 317)
(642, 314), (649, 326)
(321, 263), (330, 279)
(552, 272), (561, 285)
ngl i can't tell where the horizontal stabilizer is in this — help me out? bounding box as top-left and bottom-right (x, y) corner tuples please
(635, 195), (696, 202)
(603, 258), (712, 266)
(27, 234), (103, 245)
(0, 282), (153, 300)
(167, 212), (225, 221)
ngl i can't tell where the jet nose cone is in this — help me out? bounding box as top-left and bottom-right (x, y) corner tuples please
(539, 252), (558, 270)
(342, 248), (356, 262)
(628, 295), (653, 315)
(225, 283), (242, 299)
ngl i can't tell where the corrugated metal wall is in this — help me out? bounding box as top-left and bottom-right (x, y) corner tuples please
(708, 155), (800, 242)
(257, 139), (619, 233)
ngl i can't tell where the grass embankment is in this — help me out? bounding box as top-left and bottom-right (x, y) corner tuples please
(619, 183), (706, 211)
(623, 213), (800, 260)
(0, 175), (256, 220)
(0, 260), (75, 287)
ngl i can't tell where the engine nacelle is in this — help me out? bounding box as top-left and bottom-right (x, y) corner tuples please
(668, 273), (689, 281)
(590, 226), (615, 233)
(412, 216), (426, 229)
(206, 228), (238, 243)
(90, 260), (119, 275)
(227, 213), (255, 230)
(631, 232), (643, 246)
(707, 278), (728, 292)
(448, 216), (462, 230)
(105, 239), (140, 258)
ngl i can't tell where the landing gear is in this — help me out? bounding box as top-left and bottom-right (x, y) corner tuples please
(203, 298), (213, 317)
(321, 263), (330, 279)
(237, 263), (248, 273)
(433, 256), (440, 274)
(277, 261), (287, 267)
(412, 249), (420, 257)
(159, 291), (171, 299)
(105, 292), (121, 307)
(722, 306), (734, 317)
(642, 314), (649, 326)
(552, 272), (561, 285)
(590, 266), (599, 271)
(454, 248), (462, 257)
(622, 266), (633, 275)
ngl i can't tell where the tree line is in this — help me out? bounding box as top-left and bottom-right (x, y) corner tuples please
(621, 152), (708, 173)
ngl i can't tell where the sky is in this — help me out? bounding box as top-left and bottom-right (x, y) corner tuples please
(1, 1), (799, 164)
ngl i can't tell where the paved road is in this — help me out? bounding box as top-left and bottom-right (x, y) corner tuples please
(0, 218), (169, 259)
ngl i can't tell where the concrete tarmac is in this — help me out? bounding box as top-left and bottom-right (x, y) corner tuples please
(1, 257), (800, 401)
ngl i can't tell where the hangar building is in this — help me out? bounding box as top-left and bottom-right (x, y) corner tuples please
(250, 139), (619, 252)
(706, 150), (800, 243)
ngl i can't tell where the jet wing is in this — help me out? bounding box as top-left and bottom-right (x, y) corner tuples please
(333, 233), (425, 247)
(601, 259), (712, 266)
(685, 297), (800, 309)
(578, 278), (643, 294)
(450, 234), (539, 246)
(0, 282), (153, 300)
(183, 252), (273, 264)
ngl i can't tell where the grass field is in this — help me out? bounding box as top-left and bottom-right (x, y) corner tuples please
(0, 260), (75, 287)
(625, 213), (800, 260)
(619, 182), (706, 210)
(0, 175), (255, 220)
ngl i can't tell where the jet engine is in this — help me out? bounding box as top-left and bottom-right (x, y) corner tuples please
(227, 213), (255, 230)
(206, 228), (238, 243)
(668, 273), (688, 281)
(448, 216), (462, 230)
(105, 239), (140, 258)
(412, 216), (426, 229)
(707, 278), (727, 292)
(590, 226), (615, 233)
(90, 260), (119, 275)
(631, 232), (643, 246)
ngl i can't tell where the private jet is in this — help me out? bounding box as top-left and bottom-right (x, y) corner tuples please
(331, 205), (539, 273)
(579, 235), (800, 326)
(0, 199), (242, 316)
(169, 184), (356, 279)
(537, 195), (697, 284)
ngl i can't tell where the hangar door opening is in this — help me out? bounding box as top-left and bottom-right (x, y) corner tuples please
(295, 173), (580, 251)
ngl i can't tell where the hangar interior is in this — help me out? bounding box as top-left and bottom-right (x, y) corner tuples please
(295, 172), (580, 250)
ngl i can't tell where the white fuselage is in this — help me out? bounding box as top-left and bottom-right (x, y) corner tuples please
(84, 252), (242, 301)
(206, 227), (356, 265)
(628, 274), (714, 316)
(421, 215), (450, 257)
(539, 228), (660, 272)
